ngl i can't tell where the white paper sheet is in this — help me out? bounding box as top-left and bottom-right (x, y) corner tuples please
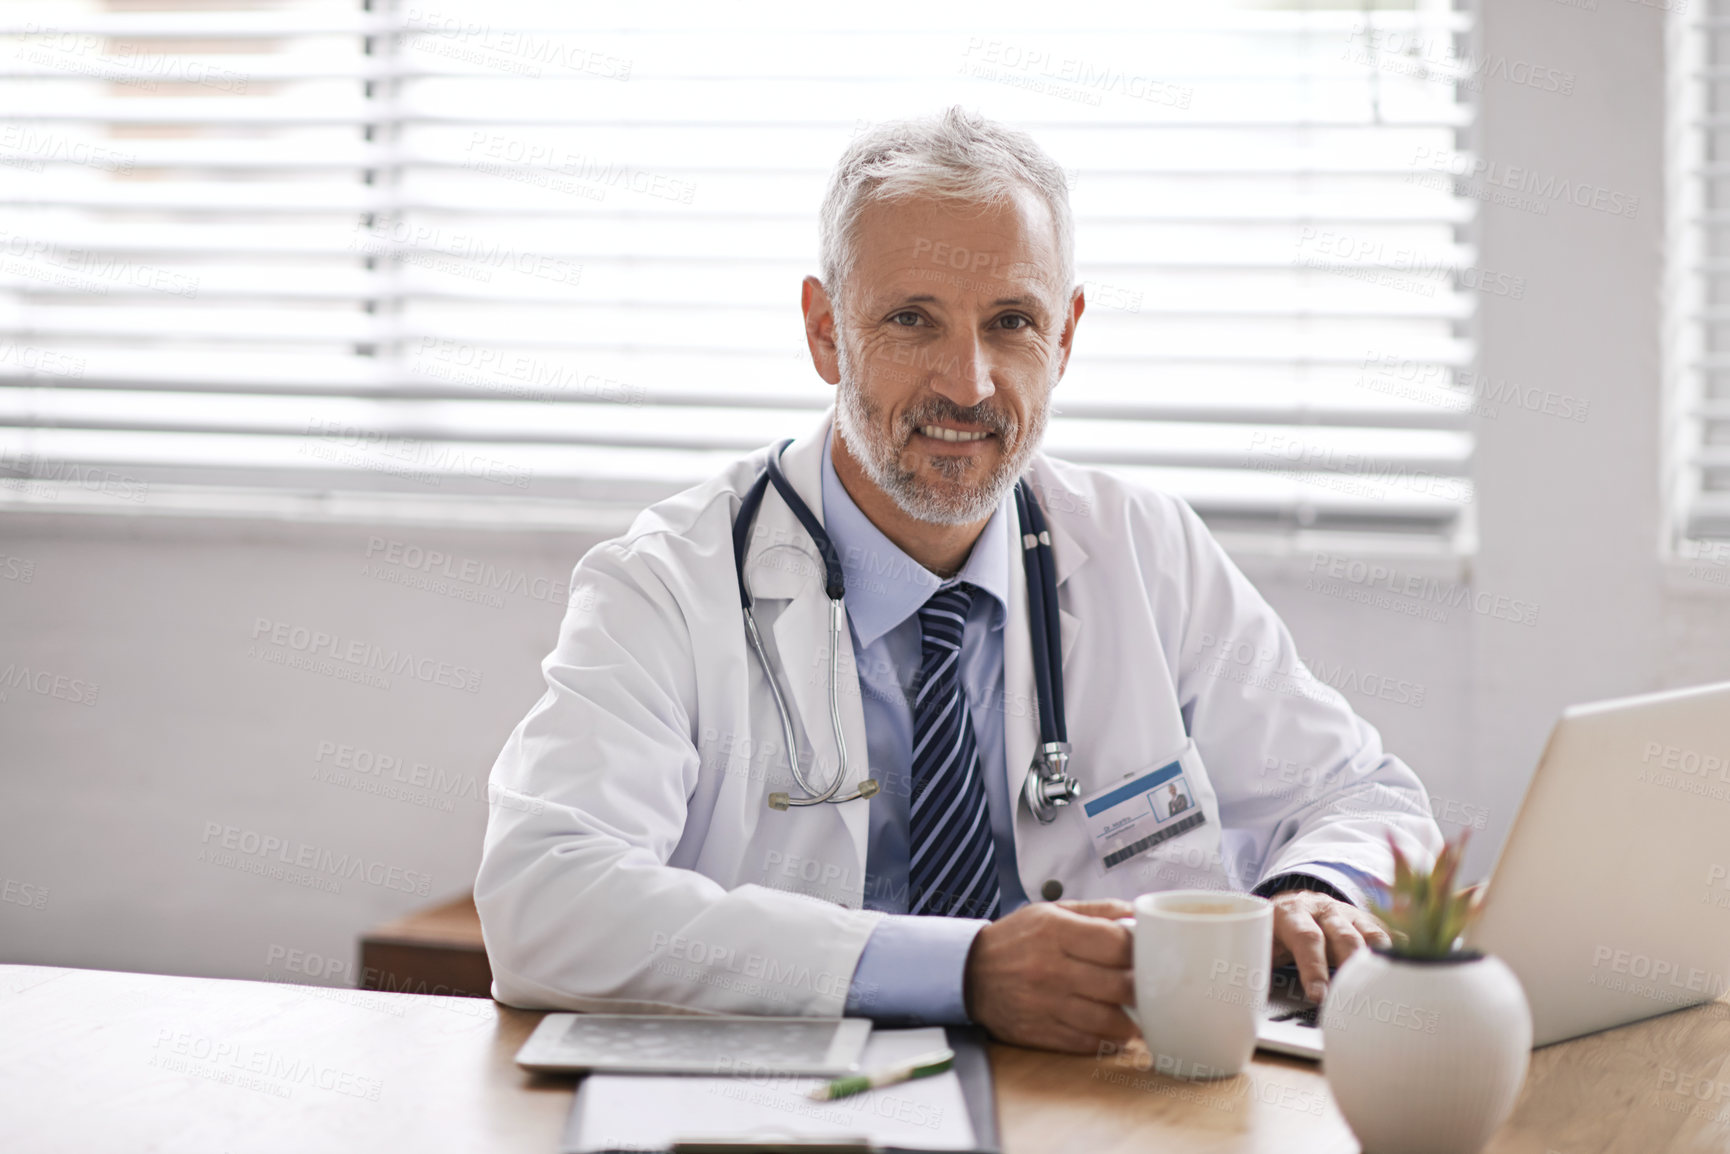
(565, 1027), (977, 1152)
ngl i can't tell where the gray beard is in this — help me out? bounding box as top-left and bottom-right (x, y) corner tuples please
(833, 332), (1052, 526)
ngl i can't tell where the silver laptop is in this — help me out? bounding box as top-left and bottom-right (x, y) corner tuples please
(1256, 680), (1730, 1060)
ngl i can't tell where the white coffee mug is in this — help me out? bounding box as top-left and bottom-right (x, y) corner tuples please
(1119, 889), (1274, 1080)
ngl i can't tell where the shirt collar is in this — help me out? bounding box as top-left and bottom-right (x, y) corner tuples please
(819, 427), (1012, 650)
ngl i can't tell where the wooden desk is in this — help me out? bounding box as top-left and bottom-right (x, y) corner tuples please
(3, 963), (1729, 1153)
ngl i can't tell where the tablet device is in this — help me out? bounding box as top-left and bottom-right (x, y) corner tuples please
(515, 1013), (873, 1076)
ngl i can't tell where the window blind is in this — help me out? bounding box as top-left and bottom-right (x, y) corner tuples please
(1676, 3), (1730, 548)
(0, 0), (1476, 541)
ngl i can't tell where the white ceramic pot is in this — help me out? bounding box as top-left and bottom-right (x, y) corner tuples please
(1322, 948), (1532, 1154)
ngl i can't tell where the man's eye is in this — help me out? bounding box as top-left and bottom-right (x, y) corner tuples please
(997, 314), (1032, 331)
(890, 311), (923, 327)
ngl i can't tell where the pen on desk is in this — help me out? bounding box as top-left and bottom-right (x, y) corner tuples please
(807, 1048), (955, 1101)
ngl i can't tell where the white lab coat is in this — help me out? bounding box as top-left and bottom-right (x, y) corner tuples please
(476, 412), (1443, 1016)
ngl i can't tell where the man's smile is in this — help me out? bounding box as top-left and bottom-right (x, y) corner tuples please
(916, 425), (993, 444)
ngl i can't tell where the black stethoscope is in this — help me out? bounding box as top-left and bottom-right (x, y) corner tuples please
(731, 439), (1082, 822)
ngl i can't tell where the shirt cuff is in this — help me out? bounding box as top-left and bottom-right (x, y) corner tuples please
(1253, 865), (1366, 908)
(844, 915), (988, 1024)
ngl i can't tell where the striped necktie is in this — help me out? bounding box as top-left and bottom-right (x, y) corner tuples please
(908, 582), (1002, 920)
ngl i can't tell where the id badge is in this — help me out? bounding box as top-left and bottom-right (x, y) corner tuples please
(1080, 743), (1209, 873)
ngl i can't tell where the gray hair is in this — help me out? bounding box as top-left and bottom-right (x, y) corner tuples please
(817, 106), (1075, 309)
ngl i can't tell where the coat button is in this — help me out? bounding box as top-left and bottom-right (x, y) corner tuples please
(1041, 879), (1064, 901)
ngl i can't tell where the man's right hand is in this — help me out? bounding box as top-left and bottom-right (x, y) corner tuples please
(961, 899), (1139, 1053)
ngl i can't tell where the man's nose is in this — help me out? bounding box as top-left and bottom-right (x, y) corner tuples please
(929, 331), (995, 409)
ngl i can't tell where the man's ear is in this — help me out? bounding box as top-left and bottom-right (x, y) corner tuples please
(802, 276), (842, 386)
(1054, 284), (1086, 382)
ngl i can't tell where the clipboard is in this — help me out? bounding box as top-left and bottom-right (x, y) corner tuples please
(943, 1026), (1000, 1154)
(560, 1025), (1000, 1154)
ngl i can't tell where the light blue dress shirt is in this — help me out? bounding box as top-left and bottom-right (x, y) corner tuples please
(822, 432), (1030, 1024)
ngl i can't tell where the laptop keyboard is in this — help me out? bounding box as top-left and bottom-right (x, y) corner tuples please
(1267, 1004), (1319, 1029)
(1264, 966), (1322, 1028)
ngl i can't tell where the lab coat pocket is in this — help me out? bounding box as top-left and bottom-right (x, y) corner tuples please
(1075, 739), (1228, 891)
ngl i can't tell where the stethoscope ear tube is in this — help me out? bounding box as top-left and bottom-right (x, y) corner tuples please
(764, 439), (845, 601)
(743, 607), (807, 810)
(732, 455), (776, 611)
(738, 441), (876, 809)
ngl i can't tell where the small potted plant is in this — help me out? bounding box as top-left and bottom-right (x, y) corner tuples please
(1322, 832), (1532, 1154)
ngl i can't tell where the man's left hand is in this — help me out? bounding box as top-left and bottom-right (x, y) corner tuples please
(1268, 890), (1391, 1003)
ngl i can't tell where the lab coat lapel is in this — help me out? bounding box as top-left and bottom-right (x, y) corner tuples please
(744, 413), (872, 894)
(1003, 526), (1040, 833)
(1050, 521), (1086, 671)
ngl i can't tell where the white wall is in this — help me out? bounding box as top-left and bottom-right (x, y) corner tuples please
(0, 515), (573, 984)
(5, 0), (1730, 985)
(1468, 0), (1730, 879)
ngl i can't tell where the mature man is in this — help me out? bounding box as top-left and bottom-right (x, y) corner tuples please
(477, 107), (1443, 1053)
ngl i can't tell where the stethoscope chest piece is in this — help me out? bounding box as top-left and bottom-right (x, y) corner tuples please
(1023, 741), (1081, 822)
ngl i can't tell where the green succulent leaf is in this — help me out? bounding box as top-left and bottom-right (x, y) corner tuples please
(1367, 830), (1480, 960)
